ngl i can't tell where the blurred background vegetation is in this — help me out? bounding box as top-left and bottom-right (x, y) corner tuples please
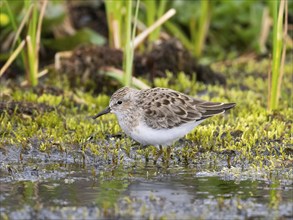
(0, 0), (292, 110)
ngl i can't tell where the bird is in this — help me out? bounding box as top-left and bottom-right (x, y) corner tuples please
(92, 87), (235, 156)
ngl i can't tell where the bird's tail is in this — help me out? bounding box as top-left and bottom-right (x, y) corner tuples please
(197, 102), (236, 119)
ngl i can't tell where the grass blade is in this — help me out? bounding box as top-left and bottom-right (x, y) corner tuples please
(0, 40), (26, 77)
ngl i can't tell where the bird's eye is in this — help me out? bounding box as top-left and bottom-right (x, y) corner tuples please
(117, 100), (122, 105)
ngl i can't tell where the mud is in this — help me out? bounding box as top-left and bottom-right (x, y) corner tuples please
(0, 101), (54, 116)
(58, 39), (226, 94)
(1, 139), (292, 219)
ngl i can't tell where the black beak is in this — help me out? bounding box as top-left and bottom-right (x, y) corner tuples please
(92, 106), (111, 119)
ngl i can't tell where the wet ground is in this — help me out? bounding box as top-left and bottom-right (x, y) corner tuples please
(1, 56), (292, 219)
(1, 144), (292, 219)
(1, 1), (293, 218)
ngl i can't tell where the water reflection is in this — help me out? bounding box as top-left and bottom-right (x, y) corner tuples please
(0, 164), (292, 219)
(123, 174), (291, 205)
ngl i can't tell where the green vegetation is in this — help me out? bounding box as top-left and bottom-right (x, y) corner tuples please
(1, 59), (292, 171)
(165, 0), (211, 58)
(123, 0), (139, 87)
(104, 0), (171, 88)
(104, 0), (124, 49)
(1, 1), (292, 219)
(1, 0), (48, 86)
(268, 0), (288, 111)
(142, 0), (168, 45)
(102, 1), (142, 87)
(0, 0), (105, 82)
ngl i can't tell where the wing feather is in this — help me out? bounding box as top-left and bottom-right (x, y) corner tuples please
(138, 88), (235, 129)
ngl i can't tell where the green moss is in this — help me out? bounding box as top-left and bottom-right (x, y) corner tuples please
(0, 58), (292, 178)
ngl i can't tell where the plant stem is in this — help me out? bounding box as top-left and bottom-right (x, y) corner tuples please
(276, 0), (288, 106)
(124, 0), (140, 87)
(133, 9), (176, 49)
(165, 21), (194, 51)
(105, 0), (123, 49)
(0, 40), (26, 77)
(123, 0), (133, 87)
(269, 0), (285, 110)
(26, 35), (37, 86)
(194, 0), (210, 57)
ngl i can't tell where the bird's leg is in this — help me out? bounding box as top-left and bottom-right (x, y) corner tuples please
(154, 145), (163, 165)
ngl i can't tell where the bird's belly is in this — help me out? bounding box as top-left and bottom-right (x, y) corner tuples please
(129, 121), (203, 147)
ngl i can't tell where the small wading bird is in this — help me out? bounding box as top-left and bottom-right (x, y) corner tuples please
(93, 87), (235, 162)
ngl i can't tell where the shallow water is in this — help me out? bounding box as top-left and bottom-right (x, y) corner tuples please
(1, 160), (292, 219)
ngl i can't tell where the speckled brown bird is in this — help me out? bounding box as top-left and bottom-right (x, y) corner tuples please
(93, 87), (236, 148)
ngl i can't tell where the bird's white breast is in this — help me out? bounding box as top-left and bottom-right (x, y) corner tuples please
(128, 120), (204, 147)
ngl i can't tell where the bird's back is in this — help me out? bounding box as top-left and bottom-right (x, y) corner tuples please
(137, 87), (235, 130)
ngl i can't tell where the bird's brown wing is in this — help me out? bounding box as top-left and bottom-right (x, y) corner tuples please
(137, 88), (235, 130)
